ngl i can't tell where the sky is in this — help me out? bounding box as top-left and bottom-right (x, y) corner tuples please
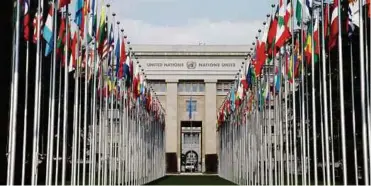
(73, 0), (276, 45)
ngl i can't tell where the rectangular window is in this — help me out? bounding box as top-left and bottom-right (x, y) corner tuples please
(192, 84), (198, 92)
(217, 81), (235, 93)
(199, 84), (205, 92)
(148, 80), (166, 92)
(186, 100), (197, 112)
(178, 81), (205, 93)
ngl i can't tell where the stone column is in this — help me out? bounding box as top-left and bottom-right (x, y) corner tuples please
(165, 79), (178, 172)
(204, 79), (217, 173)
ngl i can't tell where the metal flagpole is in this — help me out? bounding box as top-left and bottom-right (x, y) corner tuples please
(90, 40), (98, 186)
(46, 1), (58, 184)
(365, 2), (371, 182)
(7, 2), (16, 184)
(7, 0), (20, 183)
(21, 32), (30, 186)
(61, 9), (70, 186)
(301, 6), (307, 184)
(71, 25), (81, 185)
(97, 59), (103, 185)
(279, 48), (284, 186)
(336, 0), (347, 183)
(284, 45), (289, 185)
(35, 47), (43, 184)
(290, 1), (297, 183)
(55, 54), (63, 186)
(31, 0), (43, 184)
(82, 8), (90, 185)
(318, 59), (326, 185)
(350, 39), (359, 185)
(77, 62), (83, 185)
(359, 0), (369, 184)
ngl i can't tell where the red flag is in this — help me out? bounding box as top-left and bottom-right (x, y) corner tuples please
(59, 0), (71, 10)
(367, 0), (371, 18)
(70, 32), (78, 69)
(23, 0), (30, 41)
(120, 37), (127, 63)
(329, 0), (339, 50)
(324, 4), (329, 39)
(32, 12), (43, 44)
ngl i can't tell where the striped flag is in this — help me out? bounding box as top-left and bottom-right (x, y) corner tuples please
(32, 11), (43, 44)
(43, 4), (54, 56)
(329, 0), (339, 50)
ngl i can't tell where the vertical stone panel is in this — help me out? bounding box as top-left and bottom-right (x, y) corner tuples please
(165, 80), (178, 172)
(204, 80), (217, 172)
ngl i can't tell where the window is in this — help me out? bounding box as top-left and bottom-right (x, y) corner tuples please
(186, 100), (197, 112)
(217, 81), (234, 93)
(178, 81), (205, 92)
(147, 80), (166, 92)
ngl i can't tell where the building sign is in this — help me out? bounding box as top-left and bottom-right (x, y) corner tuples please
(145, 61), (237, 69)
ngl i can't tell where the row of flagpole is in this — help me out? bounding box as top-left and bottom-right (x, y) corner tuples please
(8, 0), (167, 185)
(218, 0), (370, 185)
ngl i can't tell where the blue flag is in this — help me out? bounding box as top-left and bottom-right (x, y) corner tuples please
(188, 97), (192, 119)
(74, 0), (83, 28)
(115, 35), (120, 77)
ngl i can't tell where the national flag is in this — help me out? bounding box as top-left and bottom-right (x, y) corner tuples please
(246, 63), (252, 89)
(230, 87), (236, 112)
(97, 6), (107, 58)
(120, 36), (127, 63)
(284, 0), (292, 30)
(276, 0), (291, 48)
(115, 34), (121, 77)
(296, 0), (311, 26)
(329, 0), (339, 50)
(33, 11), (43, 44)
(74, 0), (83, 30)
(107, 24), (114, 65)
(43, 4), (55, 56)
(188, 97), (193, 119)
(58, 0), (71, 10)
(23, 0), (30, 41)
(346, 6), (355, 39)
(274, 66), (281, 93)
(324, 3), (330, 38)
(70, 32), (78, 71)
(255, 17), (271, 76)
(56, 17), (66, 61)
(132, 63), (140, 99)
(124, 53), (131, 81)
(267, 8), (278, 50)
(305, 22), (313, 64)
(88, 0), (97, 40)
(313, 17), (320, 59)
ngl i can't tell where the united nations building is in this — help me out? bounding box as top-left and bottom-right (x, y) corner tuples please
(132, 44), (251, 173)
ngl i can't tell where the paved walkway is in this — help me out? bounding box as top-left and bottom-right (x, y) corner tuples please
(146, 175), (235, 185)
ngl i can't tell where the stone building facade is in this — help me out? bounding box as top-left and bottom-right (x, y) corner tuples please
(132, 44), (251, 173)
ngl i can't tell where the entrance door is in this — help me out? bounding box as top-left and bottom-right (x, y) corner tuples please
(180, 121), (202, 173)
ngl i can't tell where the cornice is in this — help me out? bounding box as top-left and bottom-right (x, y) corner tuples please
(134, 51), (251, 57)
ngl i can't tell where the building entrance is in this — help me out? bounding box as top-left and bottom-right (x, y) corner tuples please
(180, 121), (202, 173)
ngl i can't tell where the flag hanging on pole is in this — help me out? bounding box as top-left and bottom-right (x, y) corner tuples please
(188, 97), (193, 119)
(115, 33), (121, 77)
(23, 0), (30, 41)
(32, 11), (43, 44)
(74, 0), (83, 30)
(58, 0), (71, 10)
(329, 0), (339, 50)
(43, 4), (54, 56)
